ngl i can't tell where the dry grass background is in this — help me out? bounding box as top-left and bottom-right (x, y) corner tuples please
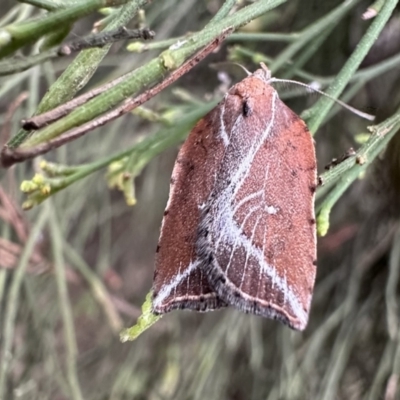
(1, 0), (400, 399)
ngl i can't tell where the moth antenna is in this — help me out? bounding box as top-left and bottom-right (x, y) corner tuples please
(209, 61), (251, 76)
(231, 62), (251, 76)
(269, 78), (375, 121)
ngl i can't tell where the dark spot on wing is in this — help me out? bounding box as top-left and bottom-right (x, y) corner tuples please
(242, 100), (252, 117)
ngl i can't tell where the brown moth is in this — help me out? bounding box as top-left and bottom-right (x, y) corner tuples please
(152, 64), (317, 330)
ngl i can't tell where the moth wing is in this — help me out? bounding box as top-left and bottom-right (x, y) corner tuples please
(152, 108), (228, 313)
(197, 78), (317, 330)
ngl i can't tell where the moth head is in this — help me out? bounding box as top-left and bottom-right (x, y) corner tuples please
(253, 62), (272, 83)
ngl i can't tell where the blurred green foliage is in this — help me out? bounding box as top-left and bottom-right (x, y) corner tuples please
(0, 0), (400, 399)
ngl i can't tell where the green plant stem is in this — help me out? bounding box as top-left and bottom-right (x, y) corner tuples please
(19, 0), (67, 11)
(302, 304), (346, 372)
(269, 0), (360, 74)
(356, 51), (400, 81)
(0, 48), (60, 76)
(127, 36), (178, 52)
(390, 334), (400, 399)
(0, 70), (31, 100)
(209, 0), (237, 24)
(230, 32), (299, 42)
(9, 0), (151, 148)
(306, 0), (399, 133)
(40, 24), (71, 50)
(322, 80), (366, 126)
(23, 279), (72, 396)
(63, 240), (123, 333)
(0, 0), (130, 58)
(127, 31), (298, 53)
(48, 203), (84, 400)
(18, 0), (286, 148)
(317, 166), (359, 236)
(14, 4), (34, 23)
(38, 0), (149, 109)
(386, 226), (400, 339)
(0, 27), (154, 77)
(318, 109), (400, 198)
(316, 109), (400, 235)
(319, 298), (373, 400)
(0, 5), (22, 27)
(281, 24), (334, 79)
(0, 208), (49, 400)
(367, 340), (396, 400)
(0, 271), (6, 310)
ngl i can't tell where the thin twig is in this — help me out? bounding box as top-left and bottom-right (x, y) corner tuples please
(58, 26), (155, 55)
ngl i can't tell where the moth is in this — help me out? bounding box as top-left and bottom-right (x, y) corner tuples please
(152, 64), (317, 331)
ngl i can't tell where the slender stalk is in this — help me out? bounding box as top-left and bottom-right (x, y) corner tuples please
(0, 208), (49, 399)
(306, 0), (399, 133)
(269, 0), (361, 74)
(63, 240), (123, 333)
(316, 108), (400, 235)
(48, 204), (83, 400)
(9, 0), (152, 148)
(0, 0), (130, 58)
